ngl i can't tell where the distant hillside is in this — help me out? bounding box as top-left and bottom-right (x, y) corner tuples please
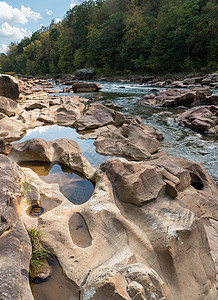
(0, 0), (217, 75)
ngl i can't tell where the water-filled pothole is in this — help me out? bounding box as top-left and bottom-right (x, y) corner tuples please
(20, 162), (94, 205)
(31, 256), (79, 300)
(27, 205), (44, 217)
(69, 213), (92, 248)
(26, 195), (62, 218)
(40, 164), (94, 205)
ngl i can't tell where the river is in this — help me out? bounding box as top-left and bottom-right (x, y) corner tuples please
(19, 80), (218, 183)
(70, 81), (218, 183)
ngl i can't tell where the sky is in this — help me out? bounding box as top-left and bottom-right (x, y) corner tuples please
(0, 0), (84, 53)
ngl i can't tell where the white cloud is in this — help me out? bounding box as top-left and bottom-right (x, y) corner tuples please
(54, 18), (62, 23)
(0, 43), (8, 53)
(21, 5), (42, 22)
(0, 2), (41, 24)
(0, 22), (31, 39)
(46, 9), (53, 16)
(70, 0), (82, 9)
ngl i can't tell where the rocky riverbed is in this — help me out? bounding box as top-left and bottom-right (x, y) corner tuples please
(0, 74), (217, 300)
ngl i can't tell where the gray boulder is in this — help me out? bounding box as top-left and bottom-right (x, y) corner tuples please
(74, 68), (94, 80)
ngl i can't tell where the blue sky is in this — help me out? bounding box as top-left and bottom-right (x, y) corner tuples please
(0, 0), (84, 53)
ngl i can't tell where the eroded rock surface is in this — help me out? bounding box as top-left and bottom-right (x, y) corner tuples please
(76, 104), (161, 160)
(13, 149), (217, 300)
(0, 155), (33, 300)
(0, 77), (217, 300)
(176, 105), (218, 135)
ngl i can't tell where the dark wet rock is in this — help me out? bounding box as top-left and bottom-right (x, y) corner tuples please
(176, 106), (218, 135)
(74, 68), (94, 80)
(72, 82), (102, 92)
(139, 88), (216, 107)
(141, 76), (155, 83)
(0, 96), (18, 116)
(0, 74), (19, 101)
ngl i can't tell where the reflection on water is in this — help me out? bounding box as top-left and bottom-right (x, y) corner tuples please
(40, 164), (94, 205)
(31, 256), (79, 300)
(16, 125), (119, 168)
(69, 213), (92, 248)
(20, 162), (94, 205)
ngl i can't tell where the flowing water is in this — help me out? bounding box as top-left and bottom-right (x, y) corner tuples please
(69, 81), (218, 183)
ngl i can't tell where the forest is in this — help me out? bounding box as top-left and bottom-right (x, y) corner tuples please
(0, 0), (217, 76)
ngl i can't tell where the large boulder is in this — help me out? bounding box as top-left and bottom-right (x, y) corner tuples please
(176, 106), (218, 135)
(74, 68), (94, 80)
(0, 74), (19, 101)
(101, 160), (166, 206)
(94, 124), (159, 160)
(75, 103), (115, 131)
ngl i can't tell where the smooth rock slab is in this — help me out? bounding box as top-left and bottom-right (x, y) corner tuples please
(94, 124), (159, 160)
(75, 103), (114, 131)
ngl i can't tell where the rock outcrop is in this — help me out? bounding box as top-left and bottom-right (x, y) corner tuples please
(176, 105), (218, 135)
(15, 151), (217, 300)
(0, 155), (33, 300)
(139, 88), (217, 107)
(76, 103), (161, 160)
